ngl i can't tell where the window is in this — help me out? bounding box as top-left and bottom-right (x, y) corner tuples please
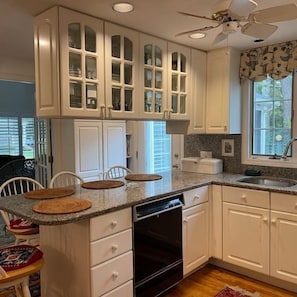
(242, 71), (297, 168)
(0, 117), (35, 158)
(145, 121), (171, 173)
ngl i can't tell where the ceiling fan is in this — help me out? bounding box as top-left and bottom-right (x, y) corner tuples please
(177, 0), (297, 44)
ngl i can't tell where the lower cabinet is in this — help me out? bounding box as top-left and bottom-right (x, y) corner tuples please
(270, 193), (297, 285)
(183, 186), (209, 275)
(222, 186), (270, 274)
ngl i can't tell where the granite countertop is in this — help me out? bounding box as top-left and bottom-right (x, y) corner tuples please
(1, 170), (297, 225)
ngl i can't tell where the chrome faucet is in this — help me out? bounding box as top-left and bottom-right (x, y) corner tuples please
(281, 137), (297, 159)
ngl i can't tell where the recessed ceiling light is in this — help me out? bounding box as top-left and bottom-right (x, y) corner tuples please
(112, 2), (134, 13)
(189, 32), (206, 39)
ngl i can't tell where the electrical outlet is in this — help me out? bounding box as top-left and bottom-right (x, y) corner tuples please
(200, 151), (212, 158)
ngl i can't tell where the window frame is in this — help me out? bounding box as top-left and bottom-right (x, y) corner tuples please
(241, 71), (297, 168)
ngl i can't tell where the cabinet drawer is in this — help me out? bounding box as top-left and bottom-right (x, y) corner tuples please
(90, 229), (132, 266)
(90, 208), (132, 241)
(101, 280), (133, 297)
(271, 192), (297, 214)
(183, 186), (208, 209)
(223, 186), (269, 208)
(91, 251), (133, 296)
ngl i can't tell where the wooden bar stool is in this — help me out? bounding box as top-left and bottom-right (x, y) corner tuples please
(0, 245), (44, 297)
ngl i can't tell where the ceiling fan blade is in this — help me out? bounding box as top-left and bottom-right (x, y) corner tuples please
(229, 0), (257, 18)
(241, 22), (277, 39)
(213, 32), (228, 44)
(250, 4), (297, 23)
(178, 11), (215, 21)
(175, 24), (221, 37)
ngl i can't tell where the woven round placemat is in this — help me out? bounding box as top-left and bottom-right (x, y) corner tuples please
(125, 174), (162, 181)
(81, 180), (124, 189)
(24, 187), (75, 200)
(33, 198), (92, 214)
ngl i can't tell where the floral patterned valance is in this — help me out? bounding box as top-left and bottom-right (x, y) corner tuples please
(240, 40), (297, 81)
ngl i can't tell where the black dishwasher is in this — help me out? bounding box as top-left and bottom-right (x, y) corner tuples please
(133, 194), (184, 297)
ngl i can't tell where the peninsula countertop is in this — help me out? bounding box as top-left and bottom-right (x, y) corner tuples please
(1, 170), (297, 225)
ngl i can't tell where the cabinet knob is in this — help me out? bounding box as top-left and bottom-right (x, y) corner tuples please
(112, 271), (119, 279)
(108, 105), (113, 110)
(194, 195), (200, 200)
(111, 244), (119, 251)
(241, 194), (247, 200)
(183, 218), (188, 223)
(111, 220), (118, 228)
(263, 217), (268, 222)
(271, 219), (277, 224)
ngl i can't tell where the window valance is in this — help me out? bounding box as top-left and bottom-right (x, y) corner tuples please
(240, 40), (297, 81)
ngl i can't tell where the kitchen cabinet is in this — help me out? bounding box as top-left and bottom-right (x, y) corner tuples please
(51, 119), (126, 181)
(139, 33), (168, 119)
(34, 6), (105, 118)
(40, 208), (133, 297)
(270, 192), (297, 285)
(206, 47), (241, 134)
(104, 22), (139, 119)
(183, 186), (209, 275)
(222, 186), (270, 274)
(187, 49), (207, 134)
(167, 42), (191, 120)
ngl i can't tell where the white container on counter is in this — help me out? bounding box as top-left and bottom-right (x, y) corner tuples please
(181, 157), (223, 174)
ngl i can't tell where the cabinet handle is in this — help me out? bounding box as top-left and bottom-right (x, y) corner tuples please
(111, 220), (118, 228)
(271, 219), (277, 224)
(263, 217), (268, 222)
(194, 195), (200, 200)
(111, 244), (119, 251)
(183, 218), (188, 223)
(241, 194), (247, 200)
(112, 271), (119, 279)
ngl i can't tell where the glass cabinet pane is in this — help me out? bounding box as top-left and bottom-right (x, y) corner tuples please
(155, 92), (162, 112)
(155, 46), (162, 67)
(180, 75), (186, 92)
(125, 89), (133, 111)
(124, 37), (133, 61)
(124, 64), (133, 85)
(68, 23), (81, 49)
(180, 54), (186, 72)
(112, 35), (121, 58)
(70, 82), (82, 108)
(112, 87), (121, 110)
(69, 53), (82, 77)
(86, 56), (97, 79)
(85, 26), (96, 52)
(155, 71), (162, 89)
(144, 90), (153, 112)
(172, 94), (178, 113)
(112, 62), (121, 82)
(144, 69), (152, 88)
(172, 52), (178, 70)
(86, 84), (97, 109)
(172, 74), (178, 91)
(144, 45), (152, 65)
(180, 95), (186, 114)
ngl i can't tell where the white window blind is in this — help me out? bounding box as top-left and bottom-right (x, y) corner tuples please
(0, 117), (19, 155)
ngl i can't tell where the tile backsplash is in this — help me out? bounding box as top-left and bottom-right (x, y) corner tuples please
(184, 134), (297, 179)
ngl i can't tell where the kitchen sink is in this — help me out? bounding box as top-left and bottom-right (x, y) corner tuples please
(237, 176), (297, 187)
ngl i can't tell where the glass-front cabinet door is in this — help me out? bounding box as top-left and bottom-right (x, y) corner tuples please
(167, 42), (190, 120)
(59, 8), (104, 117)
(139, 34), (168, 119)
(105, 22), (139, 119)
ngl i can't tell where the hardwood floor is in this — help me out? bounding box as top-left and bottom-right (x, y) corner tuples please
(164, 264), (297, 297)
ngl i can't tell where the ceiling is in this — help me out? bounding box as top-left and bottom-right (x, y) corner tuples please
(2, 0), (297, 62)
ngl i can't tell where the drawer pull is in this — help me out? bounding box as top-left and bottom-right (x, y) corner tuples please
(194, 195), (200, 200)
(241, 194), (247, 200)
(111, 220), (118, 228)
(263, 217), (268, 222)
(111, 244), (119, 251)
(271, 219), (277, 224)
(112, 271), (119, 279)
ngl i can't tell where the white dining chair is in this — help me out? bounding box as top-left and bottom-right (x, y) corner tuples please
(104, 166), (133, 180)
(0, 177), (43, 246)
(49, 171), (84, 188)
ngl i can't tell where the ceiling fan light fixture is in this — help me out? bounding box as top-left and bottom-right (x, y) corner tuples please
(189, 32), (206, 39)
(112, 2), (134, 13)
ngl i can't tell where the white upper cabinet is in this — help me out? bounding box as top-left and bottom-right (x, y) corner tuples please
(187, 49), (207, 134)
(104, 22), (139, 119)
(167, 42), (191, 120)
(206, 47), (241, 134)
(34, 7), (105, 118)
(139, 34), (168, 119)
